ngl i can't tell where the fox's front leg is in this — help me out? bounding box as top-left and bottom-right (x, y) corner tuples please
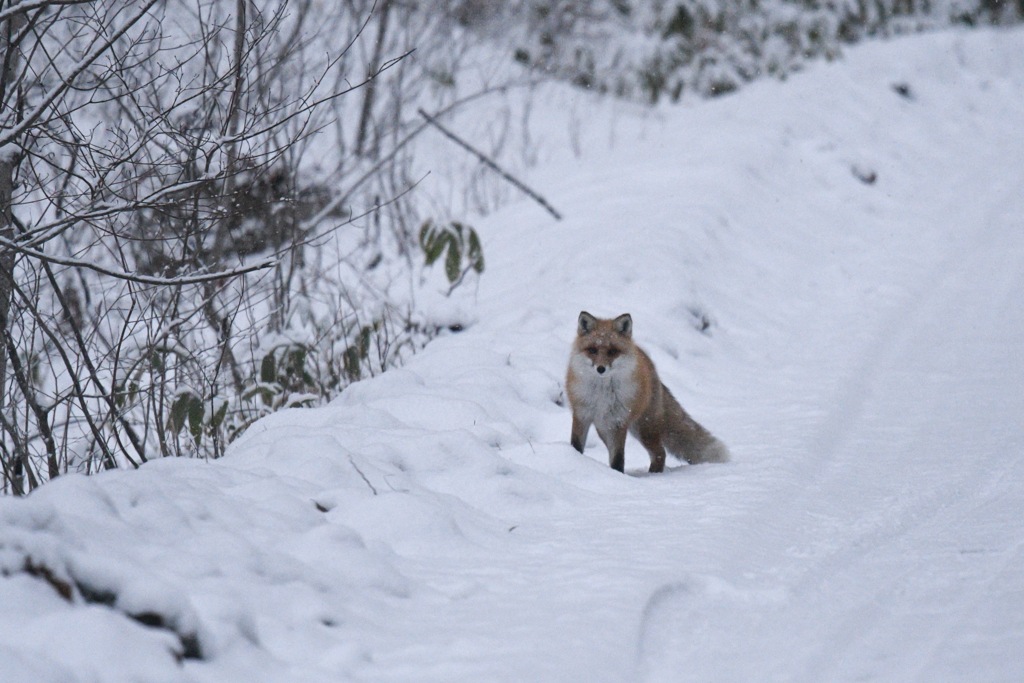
(597, 425), (628, 473)
(570, 414), (591, 453)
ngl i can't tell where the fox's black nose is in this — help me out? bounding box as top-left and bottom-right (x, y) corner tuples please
(596, 365), (606, 374)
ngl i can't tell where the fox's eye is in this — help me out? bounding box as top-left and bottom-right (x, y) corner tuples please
(607, 348), (621, 358)
(585, 346), (598, 355)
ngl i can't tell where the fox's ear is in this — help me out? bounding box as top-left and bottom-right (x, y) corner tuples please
(578, 311), (597, 336)
(613, 313), (632, 337)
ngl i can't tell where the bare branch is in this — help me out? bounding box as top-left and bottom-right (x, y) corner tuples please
(0, 235), (277, 285)
(0, 0), (93, 25)
(417, 108), (563, 221)
(0, 0), (162, 148)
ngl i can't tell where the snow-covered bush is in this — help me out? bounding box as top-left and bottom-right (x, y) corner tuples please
(497, 0), (1022, 101)
(0, 1), (492, 491)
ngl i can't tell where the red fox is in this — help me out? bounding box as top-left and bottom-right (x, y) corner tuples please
(566, 311), (729, 473)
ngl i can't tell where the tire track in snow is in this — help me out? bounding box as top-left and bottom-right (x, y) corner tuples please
(797, 239), (1024, 681)
(636, 577), (787, 683)
(633, 124), (1024, 681)
(772, 173), (1024, 679)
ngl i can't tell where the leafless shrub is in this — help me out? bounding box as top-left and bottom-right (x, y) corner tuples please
(0, 0), (474, 493)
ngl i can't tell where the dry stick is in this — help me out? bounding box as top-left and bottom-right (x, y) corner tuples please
(417, 108), (562, 221)
(38, 258), (147, 465)
(0, 0), (162, 148)
(4, 337), (58, 479)
(2, 273), (127, 471)
(0, 235), (276, 285)
(354, 0), (392, 158)
(0, 408), (35, 494)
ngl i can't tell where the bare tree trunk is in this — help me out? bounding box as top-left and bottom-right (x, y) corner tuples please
(0, 155), (13, 413)
(354, 0), (392, 158)
(0, 166), (16, 492)
(218, 0), (248, 244)
(208, 0), (249, 392)
(0, 8), (25, 492)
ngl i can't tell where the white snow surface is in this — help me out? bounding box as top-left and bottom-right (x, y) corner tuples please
(4, 27), (1024, 682)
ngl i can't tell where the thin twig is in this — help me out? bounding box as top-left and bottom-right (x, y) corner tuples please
(0, 0), (162, 148)
(0, 235), (276, 285)
(417, 108), (562, 221)
(348, 454), (378, 495)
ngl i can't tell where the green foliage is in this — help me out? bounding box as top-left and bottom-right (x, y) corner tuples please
(167, 390), (228, 451)
(245, 342), (319, 409)
(343, 324), (377, 381)
(168, 392), (207, 448)
(162, 316), (425, 457)
(113, 367), (143, 411)
(196, 341), (321, 448)
(419, 220), (485, 286)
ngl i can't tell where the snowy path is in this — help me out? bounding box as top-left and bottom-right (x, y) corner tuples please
(341, 30), (1024, 681)
(363, 30), (1024, 682)
(364, 190), (1024, 682)
(634, 152), (1024, 682)
(3, 28), (1024, 683)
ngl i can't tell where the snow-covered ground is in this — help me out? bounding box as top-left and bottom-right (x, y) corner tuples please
(3, 26), (1024, 683)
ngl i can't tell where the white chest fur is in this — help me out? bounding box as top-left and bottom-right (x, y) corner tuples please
(569, 352), (638, 428)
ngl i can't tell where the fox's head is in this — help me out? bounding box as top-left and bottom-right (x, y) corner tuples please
(574, 311), (634, 376)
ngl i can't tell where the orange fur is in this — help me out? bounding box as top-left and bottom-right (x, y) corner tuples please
(566, 311), (729, 473)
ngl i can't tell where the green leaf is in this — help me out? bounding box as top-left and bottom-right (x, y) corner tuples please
(359, 325), (373, 356)
(445, 240), (461, 283)
(260, 353), (276, 384)
(169, 394), (192, 434)
(287, 348), (305, 376)
(343, 346), (362, 380)
(126, 381), (141, 409)
(188, 396), (204, 446)
(424, 234), (447, 266)
(209, 401), (229, 432)
(418, 221), (434, 250)
(467, 229), (484, 273)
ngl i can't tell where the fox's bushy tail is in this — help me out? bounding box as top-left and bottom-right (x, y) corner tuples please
(661, 385), (730, 464)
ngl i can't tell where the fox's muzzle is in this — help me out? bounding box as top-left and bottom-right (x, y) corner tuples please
(596, 365), (606, 374)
